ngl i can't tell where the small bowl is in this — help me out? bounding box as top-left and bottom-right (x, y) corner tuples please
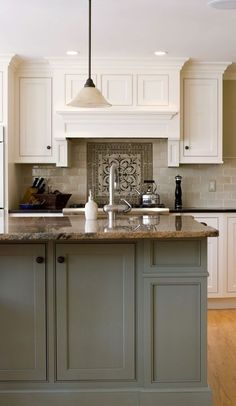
(19, 203), (43, 210)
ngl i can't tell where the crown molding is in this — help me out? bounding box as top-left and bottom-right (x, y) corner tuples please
(0, 54), (17, 69)
(47, 56), (189, 71)
(182, 59), (231, 75)
(16, 59), (52, 76)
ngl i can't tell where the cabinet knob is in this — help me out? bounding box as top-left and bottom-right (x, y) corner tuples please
(57, 256), (65, 263)
(47, 145), (51, 150)
(200, 222), (208, 226)
(36, 256), (44, 264)
(185, 145), (189, 150)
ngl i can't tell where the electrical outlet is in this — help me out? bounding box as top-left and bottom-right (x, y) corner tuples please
(209, 180), (216, 192)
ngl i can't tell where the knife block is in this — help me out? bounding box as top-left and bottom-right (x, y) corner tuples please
(32, 193), (72, 210)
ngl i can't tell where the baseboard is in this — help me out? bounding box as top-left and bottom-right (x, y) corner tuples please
(0, 388), (213, 406)
(208, 298), (236, 309)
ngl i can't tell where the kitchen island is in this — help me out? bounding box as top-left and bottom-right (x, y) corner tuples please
(0, 214), (218, 406)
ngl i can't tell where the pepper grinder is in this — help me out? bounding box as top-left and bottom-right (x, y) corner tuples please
(175, 175), (182, 209)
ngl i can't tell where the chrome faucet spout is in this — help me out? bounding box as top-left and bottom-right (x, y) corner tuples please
(109, 163), (118, 206)
(103, 163), (132, 218)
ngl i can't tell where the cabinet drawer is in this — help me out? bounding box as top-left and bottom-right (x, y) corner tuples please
(144, 239), (206, 273)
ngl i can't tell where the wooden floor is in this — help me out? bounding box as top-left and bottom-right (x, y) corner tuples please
(208, 309), (236, 406)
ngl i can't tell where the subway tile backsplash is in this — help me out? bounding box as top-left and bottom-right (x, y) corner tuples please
(19, 139), (236, 208)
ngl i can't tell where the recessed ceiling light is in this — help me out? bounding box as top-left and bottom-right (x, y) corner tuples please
(208, 0), (236, 9)
(154, 50), (168, 56)
(66, 50), (79, 56)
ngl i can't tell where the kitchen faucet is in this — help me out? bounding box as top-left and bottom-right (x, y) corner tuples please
(103, 163), (131, 222)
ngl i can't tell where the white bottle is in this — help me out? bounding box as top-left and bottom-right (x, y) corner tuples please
(85, 190), (98, 220)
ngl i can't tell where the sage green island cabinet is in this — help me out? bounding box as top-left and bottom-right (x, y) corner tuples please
(0, 244), (46, 381)
(0, 214), (218, 406)
(56, 243), (135, 381)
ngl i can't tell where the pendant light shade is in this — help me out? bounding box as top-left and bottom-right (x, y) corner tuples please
(67, 0), (111, 108)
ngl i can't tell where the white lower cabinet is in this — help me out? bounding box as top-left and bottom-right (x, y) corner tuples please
(189, 213), (236, 303)
(226, 216), (236, 293)
(192, 215), (219, 295)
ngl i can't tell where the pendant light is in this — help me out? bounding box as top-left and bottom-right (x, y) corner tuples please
(208, 0), (236, 8)
(67, 0), (111, 108)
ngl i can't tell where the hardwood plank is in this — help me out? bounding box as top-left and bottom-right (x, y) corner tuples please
(208, 309), (236, 406)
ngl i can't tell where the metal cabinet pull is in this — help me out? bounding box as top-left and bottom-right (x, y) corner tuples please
(185, 145), (189, 150)
(200, 222), (208, 226)
(57, 256), (65, 263)
(36, 256), (44, 264)
(47, 145), (51, 150)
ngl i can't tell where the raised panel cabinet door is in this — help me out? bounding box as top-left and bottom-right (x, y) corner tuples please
(101, 74), (133, 106)
(19, 77), (52, 157)
(0, 244), (46, 381)
(183, 78), (218, 158)
(227, 217), (236, 292)
(137, 74), (169, 106)
(65, 74), (97, 104)
(56, 243), (135, 381)
(144, 278), (206, 386)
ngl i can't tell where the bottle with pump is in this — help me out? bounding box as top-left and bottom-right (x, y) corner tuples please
(85, 190), (98, 220)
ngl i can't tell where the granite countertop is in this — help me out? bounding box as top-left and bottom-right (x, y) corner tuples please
(0, 214), (218, 241)
(170, 207), (236, 213)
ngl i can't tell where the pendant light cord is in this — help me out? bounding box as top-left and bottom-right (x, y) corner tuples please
(88, 0), (91, 79)
(85, 0), (95, 87)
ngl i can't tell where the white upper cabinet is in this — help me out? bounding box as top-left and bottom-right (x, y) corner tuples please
(180, 62), (230, 164)
(183, 78), (218, 157)
(15, 75), (54, 163)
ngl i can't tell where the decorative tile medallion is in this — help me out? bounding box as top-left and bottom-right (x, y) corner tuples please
(87, 142), (153, 205)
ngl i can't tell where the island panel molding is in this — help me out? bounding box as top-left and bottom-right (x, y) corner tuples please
(55, 243), (135, 381)
(145, 281), (202, 384)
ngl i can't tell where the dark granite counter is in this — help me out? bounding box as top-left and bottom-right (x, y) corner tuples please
(170, 207), (236, 213)
(0, 214), (218, 241)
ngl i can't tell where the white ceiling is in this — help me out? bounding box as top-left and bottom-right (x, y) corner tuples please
(0, 0), (236, 62)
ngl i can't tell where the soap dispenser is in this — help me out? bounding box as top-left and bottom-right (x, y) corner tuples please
(85, 190), (98, 220)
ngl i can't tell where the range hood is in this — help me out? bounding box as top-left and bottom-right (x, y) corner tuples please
(50, 57), (188, 167)
(56, 108), (178, 139)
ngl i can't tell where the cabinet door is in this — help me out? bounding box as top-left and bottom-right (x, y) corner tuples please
(227, 217), (236, 292)
(137, 74), (169, 106)
(101, 74), (133, 106)
(144, 277), (205, 385)
(194, 216), (219, 294)
(181, 78), (220, 163)
(19, 77), (52, 161)
(56, 243), (135, 381)
(0, 244), (46, 381)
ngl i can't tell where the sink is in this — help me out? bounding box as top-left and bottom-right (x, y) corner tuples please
(63, 207), (169, 216)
